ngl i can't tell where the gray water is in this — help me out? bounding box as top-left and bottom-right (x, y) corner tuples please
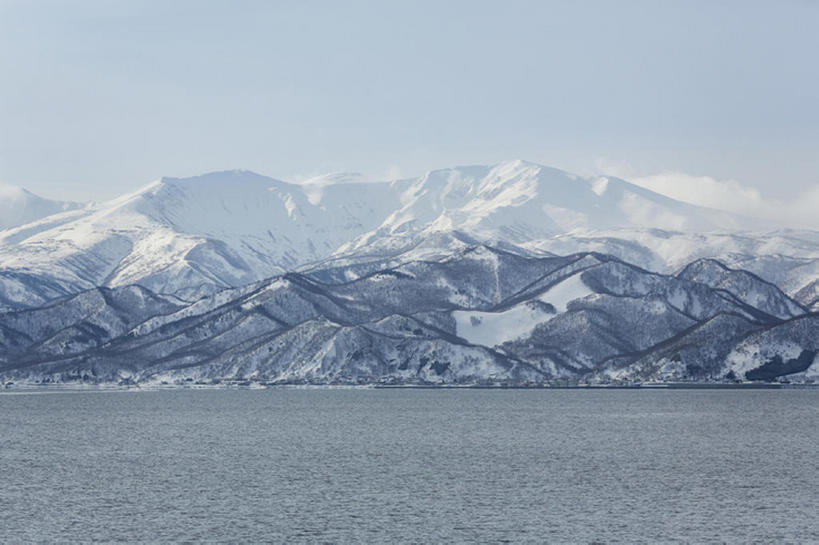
(1, 389), (817, 543)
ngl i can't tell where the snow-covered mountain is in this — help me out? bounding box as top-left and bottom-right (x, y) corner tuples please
(338, 160), (751, 251)
(0, 160), (816, 311)
(1, 246), (814, 385)
(1, 161), (816, 385)
(0, 183), (85, 231)
(0, 170), (405, 307)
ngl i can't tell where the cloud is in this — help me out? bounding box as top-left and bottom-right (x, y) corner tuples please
(597, 164), (819, 230)
(383, 164), (403, 181)
(629, 172), (766, 215)
(593, 157), (638, 180)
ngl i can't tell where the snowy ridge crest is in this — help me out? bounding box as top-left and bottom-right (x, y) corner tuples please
(0, 161), (816, 312)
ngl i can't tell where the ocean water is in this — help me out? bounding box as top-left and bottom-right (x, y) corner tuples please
(1, 388), (817, 543)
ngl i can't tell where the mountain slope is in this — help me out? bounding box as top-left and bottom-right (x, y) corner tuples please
(0, 248), (811, 385)
(677, 258), (806, 319)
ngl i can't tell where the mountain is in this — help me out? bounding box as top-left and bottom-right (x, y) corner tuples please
(0, 170), (406, 308)
(2, 160), (816, 312)
(794, 279), (819, 311)
(338, 160), (750, 253)
(525, 228), (819, 297)
(1, 246), (814, 385)
(0, 183), (85, 231)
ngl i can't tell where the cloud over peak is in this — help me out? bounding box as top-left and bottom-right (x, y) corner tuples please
(596, 161), (819, 230)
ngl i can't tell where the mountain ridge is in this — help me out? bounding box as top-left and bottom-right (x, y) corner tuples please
(0, 160), (816, 317)
(1, 246), (814, 385)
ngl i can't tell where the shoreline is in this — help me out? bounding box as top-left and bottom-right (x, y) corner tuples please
(2, 381), (818, 393)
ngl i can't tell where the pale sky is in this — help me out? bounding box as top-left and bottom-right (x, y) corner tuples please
(1, 0), (818, 210)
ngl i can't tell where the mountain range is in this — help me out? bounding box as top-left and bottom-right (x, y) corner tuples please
(0, 160), (817, 385)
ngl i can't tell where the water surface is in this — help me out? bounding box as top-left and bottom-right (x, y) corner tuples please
(1, 388), (817, 543)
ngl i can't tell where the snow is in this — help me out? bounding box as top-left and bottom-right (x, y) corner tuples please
(0, 183), (85, 231)
(453, 301), (555, 347)
(804, 354), (819, 379)
(725, 340), (806, 378)
(667, 289), (688, 313)
(452, 274), (593, 347)
(537, 273), (593, 312)
(591, 177), (609, 196)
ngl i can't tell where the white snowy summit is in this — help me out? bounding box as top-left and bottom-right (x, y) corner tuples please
(0, 169), (402, 305)
(0, 183), (85, 231)
(0, 160), (815, 309)
(0, 160), (816, 385)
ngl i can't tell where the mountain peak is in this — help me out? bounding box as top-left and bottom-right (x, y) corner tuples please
(158, 169), (280, 186)
(0, 182), (31, 200)
(0, 183), (85, 231)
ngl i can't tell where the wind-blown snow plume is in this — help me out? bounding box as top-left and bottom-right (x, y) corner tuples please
(622, 171), (819, 230)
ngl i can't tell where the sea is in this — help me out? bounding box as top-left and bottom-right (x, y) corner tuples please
(1, 388), (817, 543)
